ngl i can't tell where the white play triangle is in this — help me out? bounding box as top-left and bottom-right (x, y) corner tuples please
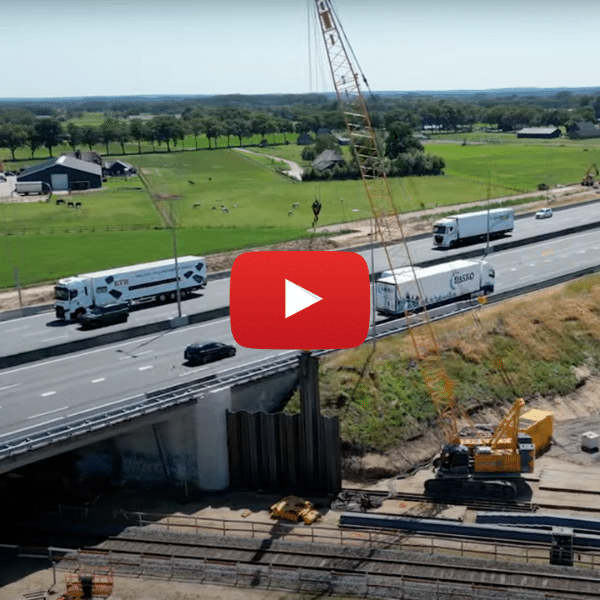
(285, 279), (322, 319)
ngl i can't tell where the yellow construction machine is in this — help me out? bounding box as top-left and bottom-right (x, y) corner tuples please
(582, 164), (598, 186)
(425, 398), (536, 500)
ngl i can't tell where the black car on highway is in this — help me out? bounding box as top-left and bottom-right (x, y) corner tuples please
(184, 341), (236, 365)
(78, 302), (130, 329)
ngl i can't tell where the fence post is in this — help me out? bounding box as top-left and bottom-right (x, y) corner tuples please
(195, 517), (198, 534)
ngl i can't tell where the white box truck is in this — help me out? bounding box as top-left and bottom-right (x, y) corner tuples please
(54, 256), (207, 320)
(376, 259), (494, 316)
(433, 208), (514, 249)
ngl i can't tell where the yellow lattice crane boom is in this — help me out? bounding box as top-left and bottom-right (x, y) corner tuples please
(313, 0), (469, 444)
(313, 0), (537, 500)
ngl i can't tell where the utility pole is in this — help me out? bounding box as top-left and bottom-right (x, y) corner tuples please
(169, 201), (187, 327)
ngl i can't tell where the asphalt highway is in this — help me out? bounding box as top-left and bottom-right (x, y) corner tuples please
(2, 199), (600, 358)
(1, 226), (600, 438)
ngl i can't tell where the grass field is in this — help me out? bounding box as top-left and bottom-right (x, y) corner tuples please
(0, 226), (310, 288)
(0, 177), (160, 234)
(1, 135), (598, 289)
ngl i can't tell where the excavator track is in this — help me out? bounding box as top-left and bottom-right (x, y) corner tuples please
(424, 477), (517, 501)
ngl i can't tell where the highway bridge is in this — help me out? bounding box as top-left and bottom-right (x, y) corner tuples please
(1, 199), (600, 492)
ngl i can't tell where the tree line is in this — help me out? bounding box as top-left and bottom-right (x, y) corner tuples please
(1, 91), (600, 164)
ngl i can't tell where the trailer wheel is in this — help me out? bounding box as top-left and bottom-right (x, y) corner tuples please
(73, 308), (85, 321)
(158, 294), (167, 303)
(169, 292), (176, 301)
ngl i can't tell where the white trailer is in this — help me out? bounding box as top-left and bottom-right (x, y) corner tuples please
(433, 208), (514, 249)
(15, 181), (44, 195)
(376, 259), (494, 316)
(54, 256), (206, 320)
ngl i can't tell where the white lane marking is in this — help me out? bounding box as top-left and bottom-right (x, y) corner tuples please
(1, 317), (233, 376)
(22, 331), (46, 337)
(67, 394), (143, 418)
(41, 391), (57, 397)
(0, 417), (64, 438)
(27, 405), (69, 420)
(138, 365), (153, 371)
(510, 268), (517, 271)
(4, 326), (29, 332)
(91, 378), (105, 383)
(0, 383), (22, 392)
(42, 335), (69, 342)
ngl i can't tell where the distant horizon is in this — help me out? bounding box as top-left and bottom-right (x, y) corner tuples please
(2, 86), (600, 105)
(1, 0), (598, 99)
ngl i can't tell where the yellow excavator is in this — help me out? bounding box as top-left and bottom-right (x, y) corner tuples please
(582, 164), (598, 186)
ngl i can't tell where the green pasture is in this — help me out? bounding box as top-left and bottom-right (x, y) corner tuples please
(0, 226), (311, 288)
(0, 177), (161, 234)
(1, 138), (599, 289)
(425, 142), (599, 191)
(132, 149), (369, 229)
(66, 112), (107, 127)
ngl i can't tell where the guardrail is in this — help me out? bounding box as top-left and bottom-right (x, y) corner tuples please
(0, 351), (300, 466)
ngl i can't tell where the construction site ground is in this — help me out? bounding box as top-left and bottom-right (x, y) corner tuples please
(1, 183), (598, 313)
(4, 372), (600, 599)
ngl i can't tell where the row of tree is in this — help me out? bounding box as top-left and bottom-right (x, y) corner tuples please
(1, 94), (599, 163)
(0, 108), (300, 160)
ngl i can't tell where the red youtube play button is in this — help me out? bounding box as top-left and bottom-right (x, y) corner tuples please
(230, 251), (370, 350)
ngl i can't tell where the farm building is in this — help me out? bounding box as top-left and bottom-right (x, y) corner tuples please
(516, 127), (561, 139)
(296, 132), (314, 145)
(567, 121), (600, 139)
(104, 160), (136, 176)
(312, 149), (345, 171)
(63, 150), (103, 166)
(18, 156), (102, 191)
(334, 134), (351, 145)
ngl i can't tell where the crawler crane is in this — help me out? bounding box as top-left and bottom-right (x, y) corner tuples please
(313, 0), (535, 501)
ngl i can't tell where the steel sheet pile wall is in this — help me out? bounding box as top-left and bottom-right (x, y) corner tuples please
(226, 410), (341, 494)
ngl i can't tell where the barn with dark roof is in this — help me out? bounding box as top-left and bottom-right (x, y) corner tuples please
(17, 156), (102, 191)
(516, 127), (561, 139)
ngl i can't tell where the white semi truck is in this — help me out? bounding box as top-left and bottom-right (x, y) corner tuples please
(433, 208), (514, 249)
(376, 259), (494, 316)
(54, 256), (206, 320)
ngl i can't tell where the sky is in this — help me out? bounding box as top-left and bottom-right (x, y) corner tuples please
(1, 0), (599, 99)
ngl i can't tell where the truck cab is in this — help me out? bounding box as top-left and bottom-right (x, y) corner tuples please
(433, 218), (457, 248)
(54, 277), (93, 320)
